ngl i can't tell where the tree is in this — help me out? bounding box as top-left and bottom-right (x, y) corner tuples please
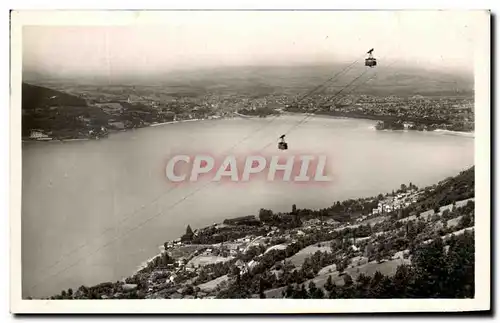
(160, 251), (173, 266)
(336, 259), (347, 273)
(412, 237), (447, 297)
(259, 278), (266, 299)
(328, 284), (339, 298)
(230, 265), (241, 284)
(406, 221), (417, 241)
(259, 208), (273, 223)
(392, 264), (414, 297)
(343, 274), (353, 286)
(181, 224), (194, 242)
(367, 271), (388, 298)
(371, 271), (384, 286)
(365, 243), (375, 260)
(308, 281), (318, 297)
(184, 285), (195, 295)
(299, 284), (309, 298)
(309, 281), (324, 299)
(314, 288), (325, 299)
(459, 214), (473, 229)
(444, 231), (474, 297)
(292, 206), (302, 227)
(186, 225), (194, 236)
(324, 275), (334, 292)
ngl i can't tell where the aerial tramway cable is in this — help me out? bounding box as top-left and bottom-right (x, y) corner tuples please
(285, 68), (373, 135)
(263, 52), (399, 151)
(28, 52), (368, 293)
(263, 65), (375, 150)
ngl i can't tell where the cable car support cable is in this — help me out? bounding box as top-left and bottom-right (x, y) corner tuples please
(28, 52), (370, 293)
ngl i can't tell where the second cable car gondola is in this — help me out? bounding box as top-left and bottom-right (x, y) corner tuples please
(365, 48), (377, 68)
(278, 134), (288, 150)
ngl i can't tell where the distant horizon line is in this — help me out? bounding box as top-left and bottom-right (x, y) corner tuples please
(23, 61), (474, 82)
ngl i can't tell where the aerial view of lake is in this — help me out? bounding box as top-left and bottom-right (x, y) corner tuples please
(21, 115), (474, 298)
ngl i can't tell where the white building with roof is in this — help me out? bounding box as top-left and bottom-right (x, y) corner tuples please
(30, 129), (51, 140)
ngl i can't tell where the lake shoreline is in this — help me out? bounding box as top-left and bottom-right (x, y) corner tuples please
(233, 111), (475, 136)
(22, 116), (234, 144)
(22, 111), (473, 144)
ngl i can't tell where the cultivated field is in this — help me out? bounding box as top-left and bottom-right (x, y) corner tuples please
(286, 243), (333, 268)
(197, 275), (230, 292)
(187, 255), (234, 267)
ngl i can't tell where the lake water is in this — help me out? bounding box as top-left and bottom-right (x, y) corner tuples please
(21, 115), (474, 298)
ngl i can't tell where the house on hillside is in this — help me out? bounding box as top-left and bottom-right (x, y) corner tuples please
(108, 121), (125, 130)
(30, 129), (51, 140)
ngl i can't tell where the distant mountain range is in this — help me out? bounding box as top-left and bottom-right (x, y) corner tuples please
(158, 64), (473, 97)
(23, 63), (474, 98)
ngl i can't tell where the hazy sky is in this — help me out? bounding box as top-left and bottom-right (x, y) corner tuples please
(22, 11), (481, 79)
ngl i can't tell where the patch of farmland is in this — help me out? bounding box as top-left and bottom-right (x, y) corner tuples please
(196, 274), (230, 292)
(264, 286), (287, 298)
(286, 244), (333, 268)
(317, 264), (337, 276)
(446, 216), (463, 228)
(168, 244), (209, 258)
(306, 257), (411, 289)
(442, 226), (474, 240)
(187, 255), (234, 267)
(264, 244), (288, 254)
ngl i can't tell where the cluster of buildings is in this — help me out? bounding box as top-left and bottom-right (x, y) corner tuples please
(291, 93), (473, 128)
(371, 190), (420, 215)
(78, 89), (299, 126)
(28, 129), (52, 141)
(142, 220), (343, 297)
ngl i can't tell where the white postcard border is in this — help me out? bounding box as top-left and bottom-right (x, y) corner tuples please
(9, 9), (491, 314)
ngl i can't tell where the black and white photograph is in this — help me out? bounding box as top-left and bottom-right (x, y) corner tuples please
(9, 9), (491, 313)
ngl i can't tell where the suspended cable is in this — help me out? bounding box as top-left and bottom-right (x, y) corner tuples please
(262, 53), (397, 150)
(29, 52), (370, 293)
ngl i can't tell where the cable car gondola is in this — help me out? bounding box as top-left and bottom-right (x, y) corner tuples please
(274, 49), (377, 151)
(365, 48), (377, 68)
(278, 134), (288, 150)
